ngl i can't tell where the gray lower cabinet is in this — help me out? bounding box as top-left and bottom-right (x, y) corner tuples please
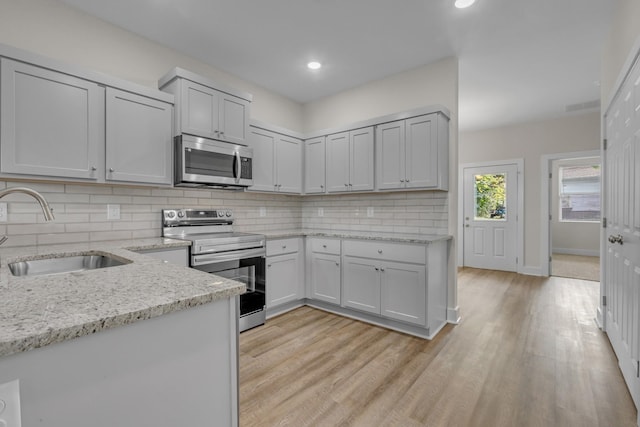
(380, 260), (426, 325)
(342, 255), (426, 326)
(266, 238), (303, 309)
(106, 88), (173, 185)
(341, 239), (431, 327)
(308, 238), (342, 305)
(0, 58), (103, 180)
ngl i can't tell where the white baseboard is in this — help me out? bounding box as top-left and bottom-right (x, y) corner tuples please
(447, 306), (460, 324)
(552, 248), (600, 257)
(521, 266), (543, 276)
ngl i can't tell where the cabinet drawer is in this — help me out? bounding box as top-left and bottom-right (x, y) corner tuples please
(310, 238), (341, 255)
(267, 238), (300, 256)
(343, 240), (425, 264)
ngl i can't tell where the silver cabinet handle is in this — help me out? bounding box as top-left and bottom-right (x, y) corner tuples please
(282, 245), (287, 249)
(380, 268), (385, 272)
(375, 267), (379, 271)
(465, 224), (470, 228)
(378, 249), (382, 254)
(336, 262), (340, 266)
(267, 264), (272, 268)
(323, 244), (327, 248)
(91, 166), (97, 171)
(400, 179), (405, 182)
(320, 185), (324, 189)
(220, 131), (225, 137)
(345, 183), (349, 187)
(109, 168), (114, 172)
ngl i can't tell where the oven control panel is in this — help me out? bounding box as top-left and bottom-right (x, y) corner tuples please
(162, 209), (233, 226)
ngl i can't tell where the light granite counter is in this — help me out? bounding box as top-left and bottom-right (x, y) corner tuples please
(260, 229), (452, 244)
(0, 238), (245, 358)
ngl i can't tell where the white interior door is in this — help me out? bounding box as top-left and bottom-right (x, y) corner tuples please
(463, 164), (518, 272)
(603, 55), (640, 409)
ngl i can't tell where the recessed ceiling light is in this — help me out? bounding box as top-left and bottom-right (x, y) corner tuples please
(307, 61), (322, 70)
(455, 0), (476, 8)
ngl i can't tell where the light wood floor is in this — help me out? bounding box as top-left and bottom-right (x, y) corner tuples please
(239, 268), (637, 426)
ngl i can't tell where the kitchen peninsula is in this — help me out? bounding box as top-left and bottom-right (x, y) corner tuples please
(0, 238), (243, 427)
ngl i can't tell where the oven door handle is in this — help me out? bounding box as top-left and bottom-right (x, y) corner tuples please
(192, 247), (265, 266)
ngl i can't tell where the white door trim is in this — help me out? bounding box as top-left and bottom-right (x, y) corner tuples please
(539, 150), (600, 277)
(458, 159), (524, 273)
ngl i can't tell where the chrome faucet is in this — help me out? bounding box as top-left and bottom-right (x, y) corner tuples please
(0, 187), (55, 245)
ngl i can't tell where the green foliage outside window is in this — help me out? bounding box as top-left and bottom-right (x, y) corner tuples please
(475, 174), (506, 219)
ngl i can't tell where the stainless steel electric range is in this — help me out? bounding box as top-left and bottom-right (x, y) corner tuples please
(162, 208), (266, 332)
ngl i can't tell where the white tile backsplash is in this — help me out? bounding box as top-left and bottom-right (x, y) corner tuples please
(0, 180), (448, 247)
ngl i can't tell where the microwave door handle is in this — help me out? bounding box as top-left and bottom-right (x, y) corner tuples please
(233, 152), (241, 183)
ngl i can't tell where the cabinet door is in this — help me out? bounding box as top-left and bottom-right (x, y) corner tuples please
(381, 261), (426, 326)
(180, 80), (219, 139)
(376, 120), (405, 190)
(248, 127), (276, 191)
(349, 127), (374, 192)
(405, 114), (438, 188)
(0, 59), (102, 180)
(275, 135), (302, 193)
(342, 256), (381, 315)
(304, 137), (326, 194)
(106, 88), (173, 185)
(326, 132), (350, 193)
(267, 253), (301, 308)
(219, 93), (249, 145)
(311, 253), (341, 305)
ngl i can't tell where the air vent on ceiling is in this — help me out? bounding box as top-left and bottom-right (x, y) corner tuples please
(565, 100), (600, 113)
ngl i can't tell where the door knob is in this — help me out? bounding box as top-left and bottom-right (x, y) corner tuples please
(608, 234), (624, 245)
(109, 168), (114, 173)
(465, 224), (470, 228)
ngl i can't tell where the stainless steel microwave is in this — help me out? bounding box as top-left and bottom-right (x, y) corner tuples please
(174, 135), (253, 189)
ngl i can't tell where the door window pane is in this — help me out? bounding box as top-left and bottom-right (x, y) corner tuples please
(475, 173), (507, 220)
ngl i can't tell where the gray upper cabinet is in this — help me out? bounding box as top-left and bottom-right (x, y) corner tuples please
(326, 127), (374, 193)
(105, 88), (173, 185)
(0, 49), (175, 186)
(376, 113), (449, 191)
(0, 58), (103, 180)
(248, 126), (302, 194)
(159, 68), (251, 145)
(304, 136), (326, 194)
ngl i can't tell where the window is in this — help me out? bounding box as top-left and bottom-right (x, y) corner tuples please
(559, 164), (600, 222)
(474, 173), (507, 220)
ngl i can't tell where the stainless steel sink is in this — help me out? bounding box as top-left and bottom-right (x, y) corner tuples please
(8, 253), (132, 277)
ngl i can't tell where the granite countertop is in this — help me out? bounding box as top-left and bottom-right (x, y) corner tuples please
(260, 229), (453, 244)
(0, 238), (245, 358)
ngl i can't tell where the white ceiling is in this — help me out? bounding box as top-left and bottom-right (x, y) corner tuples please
(58, 0), (613, 131)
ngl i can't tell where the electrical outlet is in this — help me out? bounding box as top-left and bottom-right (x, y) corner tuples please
(259, 207), (266, 217)
(0, 379), (22, 427)
(318, 208), (324, 217)
(107, 204), (120, 220)
(367, 207), (374, 217)
(0, 203), (7, 223)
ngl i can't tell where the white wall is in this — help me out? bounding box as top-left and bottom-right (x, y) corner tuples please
(0, 0), (304, 132)
(459, 112), (601, 270)
(551, 157), (601, 256)
(601, 0), (640, 102)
